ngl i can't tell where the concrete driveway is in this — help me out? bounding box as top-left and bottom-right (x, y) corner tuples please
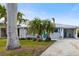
(41, 39), (79, 56)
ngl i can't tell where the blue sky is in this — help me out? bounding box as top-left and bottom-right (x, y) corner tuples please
(11, 3), (79, 26)
(1, 3), (79, 26)
(18, 3), (79, 26)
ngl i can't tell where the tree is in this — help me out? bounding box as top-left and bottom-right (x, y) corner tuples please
(21, 19), (28, 25)
(0, 4), (7, 24)
(51, 17), (55, 33)
(41, 19), (55, 41)
(6, 3), (20, 50)
(17, 12), (27, 25)
(28, 17), (55, 41)
(0, 4), (26, 25)
(28, 17), (56, 35)
(28, 17), (42, 35)
(42, 19), (54, 34)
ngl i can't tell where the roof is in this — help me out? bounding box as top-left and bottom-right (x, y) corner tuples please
(56, 23), (79, 29)
(17, 24), (27, 28)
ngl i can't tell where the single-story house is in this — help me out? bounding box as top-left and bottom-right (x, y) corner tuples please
(0, 23), (27, 38)
(50, 24), (79, 39)
(0, 22), (79, 39)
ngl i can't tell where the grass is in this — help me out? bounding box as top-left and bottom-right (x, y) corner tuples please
(0, 39), (56, 56)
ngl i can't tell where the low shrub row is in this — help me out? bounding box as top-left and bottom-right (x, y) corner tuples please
(19, 37), (55, 42)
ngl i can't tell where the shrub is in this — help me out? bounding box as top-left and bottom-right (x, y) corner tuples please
(32, 39), (37, 41)
(37, 39), (43, 42)
(45, 36), (51, 42)
(19, 38), (26, 40)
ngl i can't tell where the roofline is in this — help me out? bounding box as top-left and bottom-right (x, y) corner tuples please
(55, 23), (79, 29)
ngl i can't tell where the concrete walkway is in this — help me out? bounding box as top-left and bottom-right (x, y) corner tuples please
(41, 39), (79, 56)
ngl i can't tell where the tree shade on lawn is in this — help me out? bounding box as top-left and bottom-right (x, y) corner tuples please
(6, 3), (20, 50)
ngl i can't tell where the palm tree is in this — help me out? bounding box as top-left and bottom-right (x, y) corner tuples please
(17, 12), (26, 25)
(6, 3), (20, 50)
(0, 4), (7, 24)
(28, 17), (41, 35)
(0, 4), (26, 25)
(51, 17), (55, 33)
(42, 20), (51, 33)
(41, 19), (55, 41)
(21, 19), (28, 25)
(28, 17), (55, 39)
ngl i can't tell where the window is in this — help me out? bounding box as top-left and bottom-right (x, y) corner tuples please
(1, 28), (7, 37)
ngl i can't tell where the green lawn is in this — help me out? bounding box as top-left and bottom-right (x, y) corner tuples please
(0, 39), (56, 56)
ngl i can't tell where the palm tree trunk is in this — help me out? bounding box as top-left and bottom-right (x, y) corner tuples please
(6, 3), (21, 50)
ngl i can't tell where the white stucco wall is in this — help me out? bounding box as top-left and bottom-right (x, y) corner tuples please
(60, 28), (64, 38)
(19, 28), (27, 38)
(74, 29), (78, 39)
(50, 32), (61, 40)
(50, 28), (64, 40)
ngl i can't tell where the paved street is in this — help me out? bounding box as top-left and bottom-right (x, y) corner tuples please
(41, 39), (79, 56)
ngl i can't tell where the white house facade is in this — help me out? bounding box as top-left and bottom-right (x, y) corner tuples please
(0, 24), (27, 38)
(0, 22), (78, 39)
(17, 24), (27, 38)
(50, 24), (79, 39)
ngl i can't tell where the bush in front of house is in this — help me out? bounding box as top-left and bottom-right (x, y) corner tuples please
(32, 38), (43, 42)
(32, 38), (37, 41)
(45, 36), (51, 42)
(19, 38), (26, 40)
(38, 39), (44, 42)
